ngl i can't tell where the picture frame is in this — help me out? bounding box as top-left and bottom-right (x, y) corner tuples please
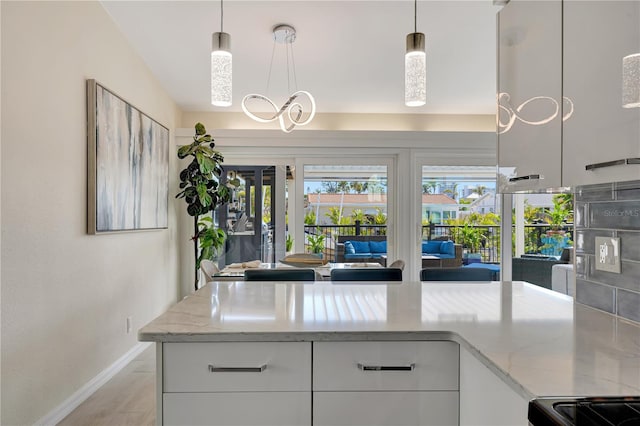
(87, 79), (169, 234)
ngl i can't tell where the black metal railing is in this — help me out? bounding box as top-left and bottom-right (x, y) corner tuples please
(302, 222), (573, 264)
(422, 224), (573, 263)
(302, 221), (385, 260)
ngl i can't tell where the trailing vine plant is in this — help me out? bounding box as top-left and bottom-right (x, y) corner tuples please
(176, 122), (231, 291)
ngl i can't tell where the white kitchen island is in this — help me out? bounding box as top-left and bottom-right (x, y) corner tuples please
(139, 281), (640, 426)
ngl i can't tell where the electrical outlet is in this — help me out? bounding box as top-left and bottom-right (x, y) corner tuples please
(126, 316), (132, 334)
(595, 237), (621, 273)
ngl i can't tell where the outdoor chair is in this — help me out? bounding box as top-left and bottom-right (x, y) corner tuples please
(420, 267), (495, 282)
(244, 268), (316, 281)
(330, 268), (402, 282)
(200, 259), (220, 287)
(388, 259), (406, 271)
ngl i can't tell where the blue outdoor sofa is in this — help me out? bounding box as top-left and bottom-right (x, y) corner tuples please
(335, 235), (462, 267)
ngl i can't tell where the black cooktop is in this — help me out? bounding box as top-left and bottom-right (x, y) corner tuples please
(529, 397), (640, 426)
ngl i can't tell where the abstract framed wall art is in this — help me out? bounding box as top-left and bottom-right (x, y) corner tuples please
(87, 79), (169, 234)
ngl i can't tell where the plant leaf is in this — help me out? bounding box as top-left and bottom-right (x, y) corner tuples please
(199, 156), (215, 174)
(177, 144), (194, 159)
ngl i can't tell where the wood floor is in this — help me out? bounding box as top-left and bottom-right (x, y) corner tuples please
(58, 345), (156, 426)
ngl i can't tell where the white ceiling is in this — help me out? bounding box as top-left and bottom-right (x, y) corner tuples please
(101, 1), (500, 115)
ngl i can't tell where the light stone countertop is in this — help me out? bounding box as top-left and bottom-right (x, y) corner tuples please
(139, 281), (640, 399)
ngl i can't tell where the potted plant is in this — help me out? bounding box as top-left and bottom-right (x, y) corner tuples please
(540, 194), (572, 256)
(460, 223), (485, 262)
(307, 233), (326, 258)
(176, 122), (231, 291)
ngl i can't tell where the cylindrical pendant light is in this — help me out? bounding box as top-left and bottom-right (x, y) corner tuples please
(405, 0), (426, 107)
(622, 53), (640, 108)
(405, 33), (426, 106)
(211, 0), (231, 107)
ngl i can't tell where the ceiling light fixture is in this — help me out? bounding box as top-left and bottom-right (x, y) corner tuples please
(405, 0), (426, 107)
(623, 53), (640, 108)
(241, 24), (316, 133)
(211, 0), (231, 107)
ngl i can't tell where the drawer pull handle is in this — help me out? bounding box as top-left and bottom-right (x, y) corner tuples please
(508, 174), (541, 183)
(208, 364), (267, 373)
(585, 158), (640, 171)
(357, 363), (415, 371)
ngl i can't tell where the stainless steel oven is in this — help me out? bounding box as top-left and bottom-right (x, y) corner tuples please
(529, 397), (640, 426)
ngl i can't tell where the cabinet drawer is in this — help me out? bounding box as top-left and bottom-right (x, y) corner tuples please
(163, 342), (311, 392)
(313, 391), (458, 426)
(163, 392), (311, 426)
(313, 341), (458, 391)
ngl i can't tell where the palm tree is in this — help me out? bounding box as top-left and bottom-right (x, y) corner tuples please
(351, 181), (367, 194)
(443, 183), (459, 200)
(351, 209), (366, 223)
(321, 181), (339, 193)
(422, 180), (438, 194)
(325, 206), (343, 225)
(337, 181), (351, 194)
(470, 185), (488, 196)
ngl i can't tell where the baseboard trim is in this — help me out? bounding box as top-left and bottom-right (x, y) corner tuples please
(34, 341), (152, 426)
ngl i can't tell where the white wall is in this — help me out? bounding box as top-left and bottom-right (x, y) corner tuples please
(1, 2), (182, 424)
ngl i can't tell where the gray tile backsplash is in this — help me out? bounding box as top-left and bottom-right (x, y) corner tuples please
(589, 201), (640, 230)
(575, 180), (640, 324)
(575, 279), (616, 314)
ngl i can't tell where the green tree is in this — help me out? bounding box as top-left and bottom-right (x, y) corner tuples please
(351, 209), (366, 223)
(422, 181), (438, 194)
(470, 185), (488, 195)
(326, 206), (343, 225)
(304, 210), (317, 225)
(443, 183), (459, 200)
(337, 181), (351, 194)
(524, 202), (543, 223)
(351, 181), (367, 194)
(322, 181), (339, 193)
(373, 207), (387, 225)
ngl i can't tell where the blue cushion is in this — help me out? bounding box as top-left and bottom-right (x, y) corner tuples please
(422, 241), (441, 254)
(440, 241), (455, 256)
(369, 240), (387, 253)
(344, 241), (355, 254)
(351, 240), (371, 253)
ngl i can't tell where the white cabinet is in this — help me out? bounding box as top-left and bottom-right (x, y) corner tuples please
(562, 1), (640, 187)
(313, 341), (459, 426)
(157, 340), (532, 426)
(498, 0), (563, 192)
(498, 0), (640, 191)
(161, 342), (311, 426)
(163, 392), (311, 426)
(314, 391), (458, 426)
(459, 349), (528, 426)
(163, 342), (311, 392)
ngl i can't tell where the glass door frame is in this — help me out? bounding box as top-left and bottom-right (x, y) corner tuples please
(412, 154), (499, 281)
(294, 156), (397, 268)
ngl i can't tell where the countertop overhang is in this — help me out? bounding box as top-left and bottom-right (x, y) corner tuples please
(139, 281), (640, 400)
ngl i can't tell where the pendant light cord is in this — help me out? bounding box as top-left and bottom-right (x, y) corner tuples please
(264, 27), (299, 97)
(290, 42), (299, 93)
(265, 40), (277, 95)
(414, 0), (417, 32)
(220, 0), (224, 32)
